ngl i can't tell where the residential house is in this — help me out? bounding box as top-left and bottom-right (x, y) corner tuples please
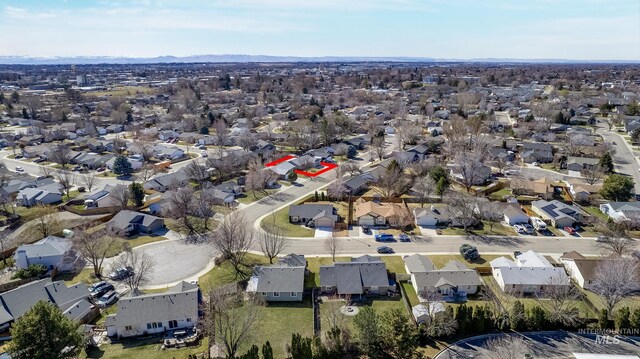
(21, 144), (49, 159)
(490, 250), (570, 295)
(246, 255), (306, 301)
(343, 136), (369, 150)
(559, 251), (601, 290)
(84, 184), (118, 208)
(16, 187), (62, 207)
(14, 236), (83, 272)
(105, 281), (199, 338)
(512, 177), (555, 200)
(565, 156), (599, 172)
(353, 199), (407, 227)
(342, 172), (375, 195)
(153, 145), (185, 161)
(489, 147), (515, 162)
(503, 203), (529, 225)
(414, 206), (450, 227)
(319, 255), (393, 297)
(107, 210), (165, 236)
(565, 179), (601, 203)
(599, 202), (640, 222)
(405, 255), (481, 301)
(0, 278), (96, 331)
(449, 163), (492, 186)
(288, 204), (338, 228)
(520, 142), (554, 163)
(144, 170), (190, 192)
(393, 151), (424, 166)
(624, 116), (640, 133)
(531, 200), (584, 228)
(252, 140), (276, 158)
(268, 161), (296, 179)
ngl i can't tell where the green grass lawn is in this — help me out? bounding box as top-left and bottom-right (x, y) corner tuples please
(237, 299), (314, 358)
(426, 254), (503, 269)
(59, 268), (99, 286)
(401, 282), (420, 307)
(305, 256), (351, 287)
(583, 206), (608, 222)
(165, 217), (218, 235)
(320, 296), (406, 335)
(236, 189), (277, 205)
(260, 206), (314, 238)
(380, 256), (407, 274)
(440, 221), (517, 236)
(83, 337), (208, 359)
(105, 235), (169, 258)
(488, 187), (512, 201)
(198, 253), (270, 293)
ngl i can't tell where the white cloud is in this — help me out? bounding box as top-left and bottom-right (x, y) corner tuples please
(4, 6), (57, 20)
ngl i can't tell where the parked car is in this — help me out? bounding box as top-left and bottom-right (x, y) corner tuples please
(33, 158), (45, 163)
(362, 227), (371, 235)
(97, 291), (118, 308)
(374, 233), (394, 242)
(513, 224), (526, 234)
(109, 266), (133, 281)
(90, 284), (114, 299)
(89, 281), (109, 294)
(398, 233), (410, 242)
(96, 167), (106, 172)
(522, 223), (534, 234)
(459, 244), (480, 262)
(563, 226), (576, 235)
(376, 246), (394, 254)
(72, 166), (82, 171)
(596, 236), (609, 243)
(513, 251), (522, 258)
(198, 145), (207, 150)
(14, 166), (23, 173)
(201, 150), (208, 157)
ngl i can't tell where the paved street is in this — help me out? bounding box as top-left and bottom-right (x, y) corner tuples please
(595, 121), (640, 192)
(435, 331), (640, 359)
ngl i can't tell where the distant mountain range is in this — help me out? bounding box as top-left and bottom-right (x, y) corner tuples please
(0, 54), (637, 65)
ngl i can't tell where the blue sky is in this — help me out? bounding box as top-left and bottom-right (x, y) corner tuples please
(0, 0), (638, 60)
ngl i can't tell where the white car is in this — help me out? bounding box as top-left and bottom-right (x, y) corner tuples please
(15, 166), (24, 173)
(513, 224), (526, 234)
(200, 150), (208, 157)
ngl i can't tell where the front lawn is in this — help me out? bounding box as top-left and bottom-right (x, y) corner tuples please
(582, 206), (608, 222)
(380, 256), (407, 274)
(104, 235), (169, 258)
(427, 254), (504, 268)
(260, 206), (314, 238)
(440, 221), (517, 236)
(198, 253), (270, 293)
(320, 296), (406, 334)
(236, 189), (277, 205)
(59, 268), (99, 286)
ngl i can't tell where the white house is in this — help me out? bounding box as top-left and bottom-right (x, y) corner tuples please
(490, 250), (570, 295)
(414, 206), (450, 227)
(503, 203), (529, 225)
(599, 202), (640, 222)
(105, 281), (198, 338)
(559, 251), (600, 290)
(14, 236), (82, 272)
(84, 185), (118, 208)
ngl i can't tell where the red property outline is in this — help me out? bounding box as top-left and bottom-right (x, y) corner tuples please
(295, 161), (338, 177)
(264, 155), (338, 177)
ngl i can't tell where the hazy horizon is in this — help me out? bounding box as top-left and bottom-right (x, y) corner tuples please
(1, 0), (639, 61)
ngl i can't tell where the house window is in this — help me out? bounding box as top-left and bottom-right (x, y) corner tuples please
(157, 322), (162, 328)
(168, 320), (178, 329)
(261, 292), (267, 296)
(187, 318), (192, 322)
(325, 286), (332, 290)
(152, 322), (158, 329)
(273, 292), (280, 297)
(291, 292), (297, 297)
(147, 323), (152, 329)
(125, 326), (132, 331)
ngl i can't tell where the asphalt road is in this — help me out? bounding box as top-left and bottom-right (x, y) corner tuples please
(435, 331), (640, 359)
(595, 121), (640, 192)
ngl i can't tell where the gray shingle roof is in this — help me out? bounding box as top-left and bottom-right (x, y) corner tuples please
(107, 210), (163, 230)
(15, 236), (71, 259)
(249, 266), (304, 293)
(319, 255), (389, 295)
(104, 281), (198, 328)
(404, 254), (435, 273)
(288, 204), (337, 221)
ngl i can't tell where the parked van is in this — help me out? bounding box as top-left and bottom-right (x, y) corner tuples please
(530, 217), (547, 231)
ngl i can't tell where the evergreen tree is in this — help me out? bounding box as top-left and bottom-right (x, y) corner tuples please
(380, 309), (421, 359)
(9, 301), (83, 359)
(314, 191), (319, 202)
(510, 301), (526, 331)
(290, 333), (313, 359)
(238, 345), (259, 359)
(347, 145), (357, 158)
(436, 177), (449, 197)
(599, 152), (614, 173)
(286, 171), (298, 184)
(113, 155), (133, 176)
(200, 126), (210, 135)
(129, 182), (145, 207)
(601, 174), (635, 201)
(207, 112), (215, 125)
(472, 305), (485, 333)
(631, 308), (640, 330)
(599, 309), (610, 329)
(527, 305), (547, 331)
(21, 108), (28, 119)
(262, 341), (274, 359)
(615, 307), (631, 332)
(456, 305), (470, 335)
(353, 307), (384, 359)
(10, 90), (19, 103)
(321, 192), (326, 201)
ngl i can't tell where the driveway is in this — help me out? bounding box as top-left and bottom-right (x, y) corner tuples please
(314, 227), (333, 238)
(127, 238), (214, 288)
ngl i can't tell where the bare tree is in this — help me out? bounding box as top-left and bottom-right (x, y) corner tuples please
(33, 207), (59, 238)
(451, 150), (488, 193)
(110, 184), (131, 209)
(417, 291), (458, 338)
(563, 134), (590, 156)
(412, 176), (436, 207)
(184, 160), (210, 186)
(371, 136), (386, 161)
(481, 335), (530, 359)
(38, 164), (53, 178)
(163, 187), (199, 237)
(193, 184), (217, 231)
(79, 172), (97, 192)
(49, 144), (72, 169)
(259, 224), (288, 264)
(445, 191), (479, 232)
(55, 170), (76, 198)
(582, 164), (605, 186)
(327, 176), (348, 202)
(536, 275), (581, 327)
(208, 290), (263, 359)
(374, 160), (408, 199)
(135, 164), (159, 183)
(115, 250), (154, 291)
(340, 162), (361, 177)
(596, 235), (636, 256)
(591, 258), (640, 315)
(324, 234), (343, 262)
(209, 212), (255, 277)
(72, 227), (120, 276)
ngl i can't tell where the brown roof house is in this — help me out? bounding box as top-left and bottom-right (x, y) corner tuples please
(511, 177), (555, 200)
(559, 251), (601, 290)
(353, 199), (409, 227)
